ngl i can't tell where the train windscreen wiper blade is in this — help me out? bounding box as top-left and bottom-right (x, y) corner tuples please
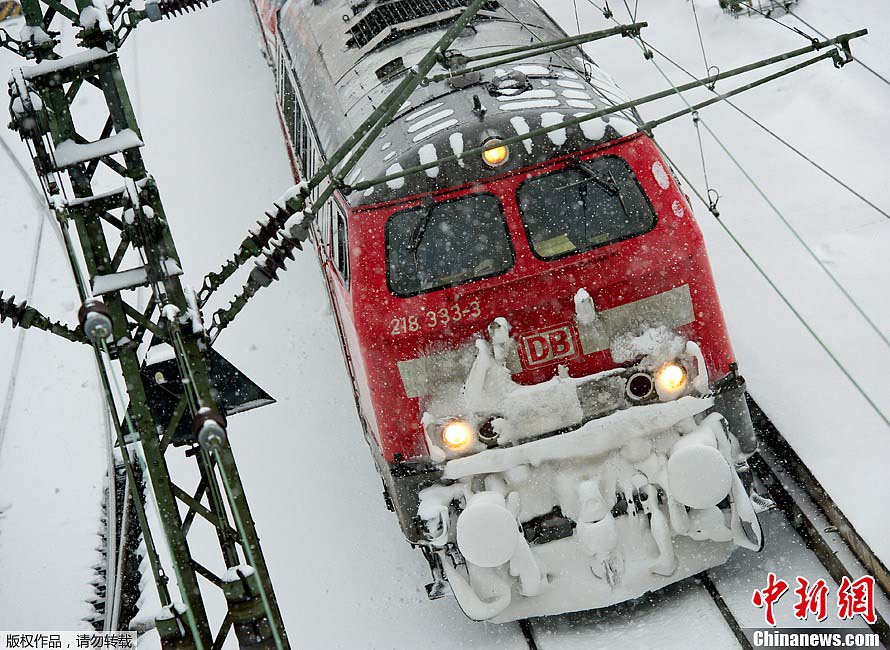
(557, 161), (620, 196)
(408, 199), (436, 267)
(608, 170), (631, 215)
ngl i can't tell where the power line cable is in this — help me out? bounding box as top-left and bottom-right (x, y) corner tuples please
(784, 8), (890, 90)
(640, 39), (890, 224)
(737, 1), (890, 91)
(0, 211), (44, 457)
(697, 114), (890, 353)
(586, 0), (889, 224)
(612, 0), (890, 426)
(501, 2), (638, 123)
(636, 5), (890, 364)
(655, 142), (890, 431)
(736, 0), (818, 42)
(690, 0), (711, 76)
(0, 134), (65, 247)
(573, 0), (582, 37)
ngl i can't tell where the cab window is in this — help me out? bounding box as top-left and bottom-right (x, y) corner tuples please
(517, 156), (656, 260)
(386, 193), (513, 297)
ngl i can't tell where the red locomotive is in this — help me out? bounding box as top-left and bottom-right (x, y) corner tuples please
(252, 0), (763, 621)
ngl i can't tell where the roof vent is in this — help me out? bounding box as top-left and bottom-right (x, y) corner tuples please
(375, 57), (406, 81)
(488, 70), (531, 97)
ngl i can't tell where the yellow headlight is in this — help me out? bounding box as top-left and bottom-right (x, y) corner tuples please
(482, 141), (509, 167)
(441, 419), (476, 451)
(656, 363), (687, 395)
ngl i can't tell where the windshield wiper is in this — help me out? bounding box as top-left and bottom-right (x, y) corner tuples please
(608, 170), (631, 214)
(577, 161), (620, 195)
(408, 199), (436, 267)
(563, 162), (634, 214)
(555, 161), (619, 195)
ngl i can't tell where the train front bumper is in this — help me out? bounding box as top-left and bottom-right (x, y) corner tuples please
(416, 345), (763, 622)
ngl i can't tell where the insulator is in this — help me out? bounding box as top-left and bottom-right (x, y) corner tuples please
(252, 234), (303, 284)
(193, 407), (227, 449)
(151, 0), (215, 19)
(247, 205), (290, 250)
(78, 299), (113, 343)
(0, 292), (27, 328)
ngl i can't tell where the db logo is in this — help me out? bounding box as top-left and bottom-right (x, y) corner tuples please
(520, 324), (577, 368)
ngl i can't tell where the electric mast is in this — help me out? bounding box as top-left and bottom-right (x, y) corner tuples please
(4, 0), (289, 647)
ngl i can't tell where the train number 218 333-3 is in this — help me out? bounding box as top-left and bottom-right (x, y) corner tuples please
(390, 300), (482, 335)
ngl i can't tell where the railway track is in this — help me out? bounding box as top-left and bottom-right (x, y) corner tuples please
(510, 397), (890, 649)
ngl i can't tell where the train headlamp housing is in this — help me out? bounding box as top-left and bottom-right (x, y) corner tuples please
(440, 419), (477, 452)
(482, 139), (509, 167)
(655, 362), (688, 400)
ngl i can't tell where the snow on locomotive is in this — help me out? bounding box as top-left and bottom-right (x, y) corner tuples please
(252, 0), (764, 622)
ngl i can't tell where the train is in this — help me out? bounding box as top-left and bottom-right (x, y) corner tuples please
(250, 0), (764, 622)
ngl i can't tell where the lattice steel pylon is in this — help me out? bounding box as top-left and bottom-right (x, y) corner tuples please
(3, 1), (289, 648)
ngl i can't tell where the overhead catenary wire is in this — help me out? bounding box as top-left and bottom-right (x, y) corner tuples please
(735, 0), (818, 43)
(572, 0), (582, 38)
(583, 3), (890, 329)
(610, 1), (890, 427)
(784, 8), (890, 91)
(0, 124), (69, 457)
(0, 134), (65, 248)
(641, 2), (890, 355)
(689, 0), (711, 75)
(498, 2), (637, 123)
(0, 204), (44, 458)
(698, 111), (890, 351)
(736, 1), (890, 91)
(640, 39), (890, 224)
(691, 111), (720, 215)
(655, 142), (890, 431)
(578, 0), (889, 226)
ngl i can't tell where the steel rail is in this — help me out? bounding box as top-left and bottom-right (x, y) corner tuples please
(518, 619), (540, 650)
(749, 398), (890, 632)
(698, 572), (753, 650)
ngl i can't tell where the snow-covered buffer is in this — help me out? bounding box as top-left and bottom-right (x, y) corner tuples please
(416, 315), (763, 622)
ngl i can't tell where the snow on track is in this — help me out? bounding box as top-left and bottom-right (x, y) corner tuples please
(0, 105), (105, 627)
(529, 580), (740, 649)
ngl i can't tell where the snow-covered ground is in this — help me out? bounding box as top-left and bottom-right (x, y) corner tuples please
(0, 0), (888, 645)
(0, 72), (106, 628)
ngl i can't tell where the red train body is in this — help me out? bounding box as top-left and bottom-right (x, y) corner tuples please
(252, 0), (763, 622)
(347, 134), (736, 462)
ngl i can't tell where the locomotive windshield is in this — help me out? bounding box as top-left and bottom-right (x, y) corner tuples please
(386, 193), (513, 297)
(517, 156), (657, 260)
